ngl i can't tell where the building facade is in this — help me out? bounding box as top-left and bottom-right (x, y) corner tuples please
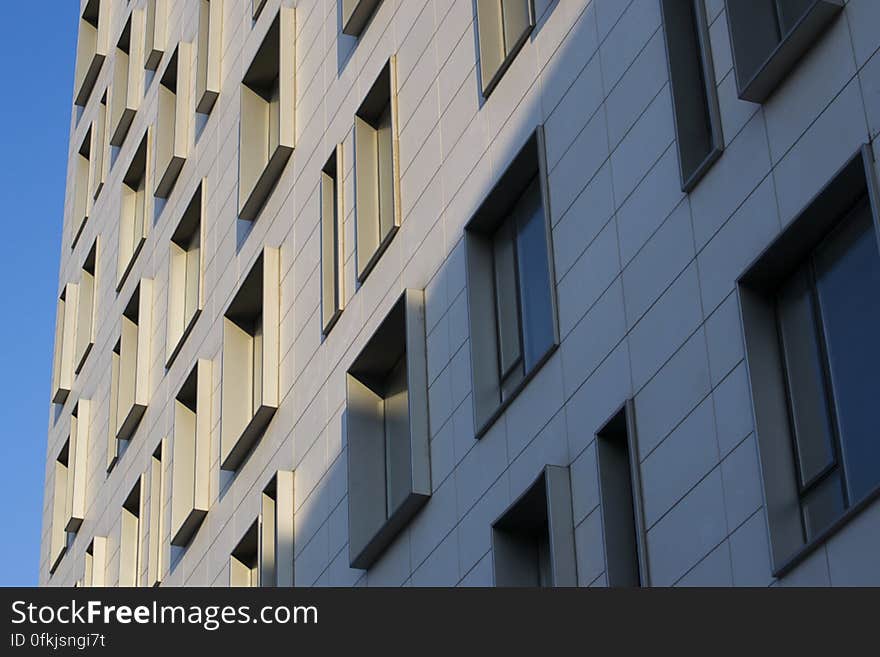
(42, 0), (880, 587)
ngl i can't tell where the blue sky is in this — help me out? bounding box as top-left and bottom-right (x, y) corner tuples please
(0, 4), (78, 585)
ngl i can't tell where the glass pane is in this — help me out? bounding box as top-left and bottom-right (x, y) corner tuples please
(501, 0), (530, 55)
(376, 104), (395, 242)
(802, 470), (845, 541)
(815, 201), (880, 503)
(515, 177), (555, 372)
(384, 356), (411, 516)
(493, 218), (522, 379)
(777, 266), (836, 485)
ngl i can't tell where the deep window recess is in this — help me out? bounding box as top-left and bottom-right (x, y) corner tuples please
(74, 0), (107, 107)
(75, 240), (98, 374)
(725, 0), (843, 103)
(91, 92), (108, 200)
(117, 130), (152, 290)
(354, 59), (399, 283)
(346, 290), (430, 569)
(238, 8), (295, 221)
(72, 129), (92, 248)
(119, 478), (143, 587)
(476, 0), (534, 97)
(166, 182), (205, 366)
(147, 441), (164, 586)
(221, 248), (280, 471)
(114, 280), (153, 443)
(492, 465), (577, 587)
(465, 127), (558, 437)
(170, 360), (212, 547)
(660, 0), (723, 192)
(155, 44), (192, 199)
(596, 401), (650, 587)
(144, 0), (167, 70)
(83, 537), (107, 587)
(321, 146), (344, 334)
(52, 283), (78, 405)
(229, 471), (295, 586)
(738, 146), (880, 573)
(196, 0), (222, 114)
(49, 441), (72, 573)
(342, 0), (384, 37)
(110, 15), (140, 147)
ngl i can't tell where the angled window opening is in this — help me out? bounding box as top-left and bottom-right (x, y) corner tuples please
(739, 146), (880, 574)
(117, 130), (151, 290)
(465, 127), (558, 437)
(492, 465), (577, 587)
(65, 400), (91, 536)
(221, 249), (280, 472)
(83, 536), (107, 587)
(170, 359), (212, 547)
(354, 58), (399, 283)
(321, 145), (344, 335)
(91, 92), (109, 201)
(346, 290), (430, 569)
(110, 15), (140, 147)
(166, 182), (205, 367)
(51, 283), (79, 405)
(147, 440), (165, 586)
(196, 0), (223, 114)
(49, 440), (71, 574)
(660, 0), (723, 192)
(119, 477), (143, 587)
(114, 279), (153, 443)
(74, 239), (98, 374)
(476, 0), (535, 97)
(596, 401), (650, 587)
(725, 0), (843, 102)
(155, 44), (192, 199)
(144, 0), (167, 70)
(72, 129), (92, 248)
(74, 0), (108, 107)
(342, 0), (384, 37)
(229, 471), (294, 586)
(238, 8), (295, 221)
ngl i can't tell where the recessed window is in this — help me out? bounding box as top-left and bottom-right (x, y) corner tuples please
(238, 8), (295, 221)
(155, 44), (192, 199)
(492, 465), (577, 587)
(221, 248), (280, 471)
(321, 146), (344, 334)
(49, 441), (72, 573)
(253, 0), (268, 20)
(725, 0), (843, 102)
(144, 0), (167, 71)
(196, 0), (222, 114)
(110, 15), (140, 147)
(65, 401), (91, 537)
(739, 146), (880, 572)
(107, 346), (121, 471)
(166, 182), (205, 367)
(117, 129), (151, 290)
(72, 129), (92, 248)
(113, 279), (153, 444)
(51, 283), (78, 405)
(83, 537), (107, 587)
(91, 92), (108, 200)
(341, 0), (383, 37)
(354, 59), (399, 283)
(465, 127), (558, 437)
(230, 471), (294, 586)
(119, 477), (143, 587)
(170, 359), (212, 547)
(346, 290), (430, 569)
(73, 0), (108, 107)
(147, 440), (165, 586)
(596, 401), (650, 587)
(74, 240), (98, 374)
(660, 0), (723, 192)
(475, 0), (534, 97)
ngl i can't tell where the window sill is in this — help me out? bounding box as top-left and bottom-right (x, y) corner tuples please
(474, 343), (558, 440)
(773, 482), (880, 579)
(165, 309), (201, 369)
(481, 24), (534, 99)
(239, 144), (293, 221)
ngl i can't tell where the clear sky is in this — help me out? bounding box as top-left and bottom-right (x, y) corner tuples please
(0, 3), (78, 585)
